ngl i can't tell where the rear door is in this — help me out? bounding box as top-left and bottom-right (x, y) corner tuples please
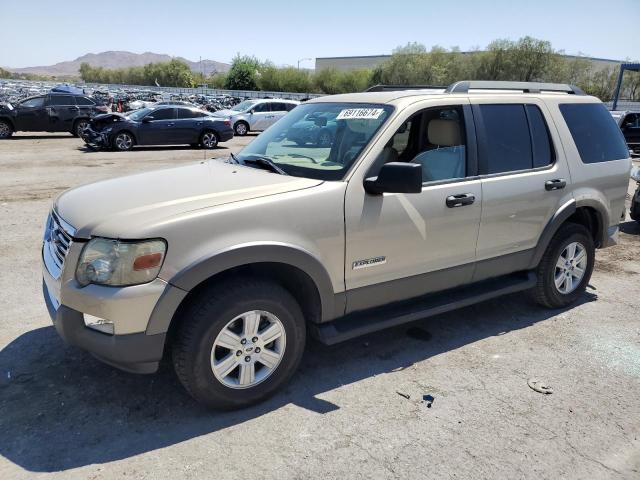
(14, 96), (48, 131)
(46, 94), (78, 132)
(75, 95), (97, 118)
(138, 107), (176, 145)
(471, 99), (573, 281)
(175, 108), (203, 144)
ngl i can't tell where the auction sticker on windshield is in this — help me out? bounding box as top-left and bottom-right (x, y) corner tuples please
(336, 108), (384, 120)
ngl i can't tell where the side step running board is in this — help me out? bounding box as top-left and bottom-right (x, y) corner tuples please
(312, 271), (537, 345)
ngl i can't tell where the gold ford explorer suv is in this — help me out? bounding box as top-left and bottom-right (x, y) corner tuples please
(42, 81), (631, 409)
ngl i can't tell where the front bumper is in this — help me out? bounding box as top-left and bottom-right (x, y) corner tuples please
(43, 279), (166, 373)
(82, 127), (110, 149)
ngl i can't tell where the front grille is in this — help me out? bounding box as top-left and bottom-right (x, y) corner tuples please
(46, 211), (74, 270)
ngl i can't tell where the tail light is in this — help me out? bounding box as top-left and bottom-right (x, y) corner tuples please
(223, 119), (231, 126)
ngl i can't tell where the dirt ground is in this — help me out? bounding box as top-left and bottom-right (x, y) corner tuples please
(0, 133), (639, 479)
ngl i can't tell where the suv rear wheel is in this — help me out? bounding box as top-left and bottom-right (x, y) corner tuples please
(72, 119), (90, 138)
(0, 120), (13, 139)
(532, 223), (595, 308)
(172, 279), (306, 409)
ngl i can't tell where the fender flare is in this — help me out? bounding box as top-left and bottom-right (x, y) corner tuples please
(146, 242), (340, 335)
(529, 199), (576, 269)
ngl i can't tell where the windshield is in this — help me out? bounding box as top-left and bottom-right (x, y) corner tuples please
(126, 107), (153, 121)
(234, 102), (393, 180)
(231, 100), (257, 112)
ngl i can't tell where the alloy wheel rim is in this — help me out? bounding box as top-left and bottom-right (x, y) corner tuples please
(116, 134), (132, 150)
(77, 122), (88, 136)
(554, 241), (587, 294)
(236, 124), (247, 135)
(211, 310), (286, 389)
(203, 132), (216, 148)
(0, 123), (10, 137)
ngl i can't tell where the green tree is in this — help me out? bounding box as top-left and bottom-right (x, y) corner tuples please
(225, 55), (261, 90)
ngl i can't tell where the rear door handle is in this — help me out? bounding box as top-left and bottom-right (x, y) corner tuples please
(166, 123), (175, 127)
(545, 179), (566, 191)
(446, 193), (475, 208)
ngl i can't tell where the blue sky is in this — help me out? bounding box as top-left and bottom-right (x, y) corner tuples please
(1, 0), (638, 68)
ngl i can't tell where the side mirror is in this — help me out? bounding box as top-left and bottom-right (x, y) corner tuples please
(249, 109), (255, 114)
(142, 116), (154, 123)
(364, 162), (422, 195)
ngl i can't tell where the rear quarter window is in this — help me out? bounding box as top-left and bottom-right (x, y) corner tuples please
(559, 103), (629, 163)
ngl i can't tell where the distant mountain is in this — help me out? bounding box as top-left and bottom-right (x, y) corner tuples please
(5, 51), (230, 78)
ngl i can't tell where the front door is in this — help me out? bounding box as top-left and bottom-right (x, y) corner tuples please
(138, 107), (177, 145)
(622, 113), (640, 149)
(14, 96), (48, 131)
(249, 102), (272, 131)
(344, 101), (482, 313)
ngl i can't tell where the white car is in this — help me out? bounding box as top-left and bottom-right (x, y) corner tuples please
(215, 98), (299, 136)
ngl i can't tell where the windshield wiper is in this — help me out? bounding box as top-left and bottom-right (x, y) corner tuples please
(243, 156), (288, 175)
(228, 152), (240, 164)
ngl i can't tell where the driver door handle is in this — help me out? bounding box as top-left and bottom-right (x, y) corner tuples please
(446, 193), (475, 208)
(166, 123), (175, 127)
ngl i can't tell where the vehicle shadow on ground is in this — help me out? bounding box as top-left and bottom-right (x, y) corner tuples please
(77, 145), (230, 153)
(0, 292), (596, 472)
(10, 135), (74, 140)
(620, 220), (639, 235)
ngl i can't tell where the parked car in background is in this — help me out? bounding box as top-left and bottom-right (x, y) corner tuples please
(214, 98), (299, 136)
(83, 105), (233, 151)
(631, 166), (640, 223)
(0, 93), (108, 139)
(611, 110), (640, 155)
(286, 111), (338, 146)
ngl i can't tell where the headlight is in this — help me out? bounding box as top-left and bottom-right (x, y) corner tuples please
(76, 238), (166, 287)
(631, 166), (640, 182)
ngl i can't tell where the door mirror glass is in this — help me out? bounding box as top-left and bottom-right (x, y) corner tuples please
(364, 162), (423, 195)
(250, 109), (255, 114)
(142, 116), (154, 123)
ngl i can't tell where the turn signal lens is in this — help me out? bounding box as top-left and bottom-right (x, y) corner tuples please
(133, 252), (163, 271)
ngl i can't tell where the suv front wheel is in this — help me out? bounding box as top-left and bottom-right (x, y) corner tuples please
(532, 223), (595, 308)
(172, 279), (306, 409)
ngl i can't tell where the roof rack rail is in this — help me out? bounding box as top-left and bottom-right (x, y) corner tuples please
(445, 81), (585, 95)
(366, 84), (446, 92)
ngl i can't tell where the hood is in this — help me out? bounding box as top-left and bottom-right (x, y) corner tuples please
(55, 160), (322, 238)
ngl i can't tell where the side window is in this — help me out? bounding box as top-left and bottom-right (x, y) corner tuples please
(177, 108), (201, 119)
(270, 103), (287, 112)
(525, 105), (555, 168)
(149, 108), (175, 120)
(19, 97), (44, 108)
(477, 104), (531, 174)
(75, 96), (95, 106)
(48, 95), (75, 106)
(378, 106), (467, 183)
(285, 103), (297, 112)
(559, 103), (629, 163)
(253, 102), (269, 113)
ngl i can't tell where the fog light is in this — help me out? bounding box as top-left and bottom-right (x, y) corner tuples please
(83, 314), (114, 335)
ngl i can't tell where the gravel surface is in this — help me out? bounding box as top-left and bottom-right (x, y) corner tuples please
(0, 133), (639, 479)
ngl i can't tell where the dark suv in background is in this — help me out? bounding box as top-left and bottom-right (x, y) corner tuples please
(0, 93), (108, 139)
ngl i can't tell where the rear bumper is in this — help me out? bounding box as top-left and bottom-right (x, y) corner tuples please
(43, 280), (166, 373)
(219, 129), (234, 142)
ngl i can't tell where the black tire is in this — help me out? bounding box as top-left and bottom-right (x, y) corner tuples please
(72, 119), (90, 138)
(200, 130), (219, 149)
(630, 188), (640, 222)
(234, 121), (249, 136)
(113, 131), (135, 151)
(0, 119), (13, 139)
(172, 279), (306, 409)
(531, 223), (595, 308)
